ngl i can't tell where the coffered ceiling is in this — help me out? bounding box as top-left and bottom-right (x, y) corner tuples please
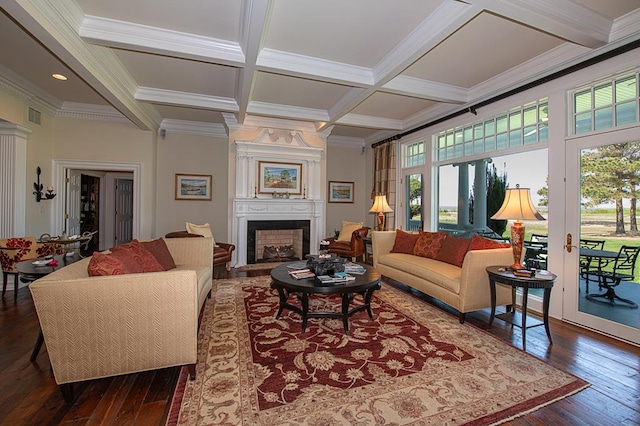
(1, 0), (639, 144)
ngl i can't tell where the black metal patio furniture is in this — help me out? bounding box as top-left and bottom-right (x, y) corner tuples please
(586, 245), (640, 309)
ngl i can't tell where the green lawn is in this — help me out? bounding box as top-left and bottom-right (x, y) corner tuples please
(439, 207), (640, 282)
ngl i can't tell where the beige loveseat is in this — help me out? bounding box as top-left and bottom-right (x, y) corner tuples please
(30, 237), (213, 403)
(372, 231), (513, 323)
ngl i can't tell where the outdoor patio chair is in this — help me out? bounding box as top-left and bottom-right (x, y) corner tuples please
(586, 245), (640, 309)
(579, 238), (605, 292)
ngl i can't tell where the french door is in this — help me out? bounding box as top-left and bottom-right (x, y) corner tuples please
(563, 127), (640, 345)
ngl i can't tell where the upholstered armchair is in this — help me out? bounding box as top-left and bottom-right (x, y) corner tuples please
(326, 227), (370, 262)
(1, 237), (63, 299)
(165, 231), (235, 271)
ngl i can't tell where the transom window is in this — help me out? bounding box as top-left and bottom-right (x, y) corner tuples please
(403, 140), (425, 168)
(436, 99), (548, 162)
(573, 72), (639, 135)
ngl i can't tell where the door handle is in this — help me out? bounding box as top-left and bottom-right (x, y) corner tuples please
(565, 233), (577, 253)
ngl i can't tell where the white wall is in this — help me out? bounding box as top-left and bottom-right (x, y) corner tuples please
(155, 132), (229, 241)
(325, 144), (370, 236)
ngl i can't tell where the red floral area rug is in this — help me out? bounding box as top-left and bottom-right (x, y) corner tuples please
(168, 276), (588, 425)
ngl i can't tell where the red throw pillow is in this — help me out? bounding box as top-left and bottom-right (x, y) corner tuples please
(468, 234), (511, 251)
(391, 230), (420, 254)
(413, 231), (448, 259)
(434, 236), (472, 267)
(88, 252), (131, 276)
(109, 240), (165, 273)
(140, 238), (176, 270)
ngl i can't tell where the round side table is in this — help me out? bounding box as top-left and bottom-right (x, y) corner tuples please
(486, 265), (557, 351)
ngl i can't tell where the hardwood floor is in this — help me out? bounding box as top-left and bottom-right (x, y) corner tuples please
(1, 267), (638, 425)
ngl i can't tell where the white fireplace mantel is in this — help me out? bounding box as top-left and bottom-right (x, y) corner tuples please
(230, 126), (326, 267)
(232, 198), (323, 266)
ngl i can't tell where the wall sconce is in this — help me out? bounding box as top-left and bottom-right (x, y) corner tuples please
(33, 166), (56, 202)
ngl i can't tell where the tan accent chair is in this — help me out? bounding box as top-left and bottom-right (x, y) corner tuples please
(30, 237), (213, 403)
(165, 231), (235, 271)
(326, 227), (370, 262)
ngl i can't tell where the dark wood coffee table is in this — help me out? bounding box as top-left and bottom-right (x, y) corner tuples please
(270, 262), (381, 334)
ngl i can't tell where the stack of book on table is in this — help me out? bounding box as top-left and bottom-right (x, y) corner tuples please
(316, 271), (356, 284)
(288, 269), (316, 279)
(344, 262), (366, 275)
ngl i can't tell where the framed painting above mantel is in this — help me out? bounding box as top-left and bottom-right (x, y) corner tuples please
(258, 161), (302, 195)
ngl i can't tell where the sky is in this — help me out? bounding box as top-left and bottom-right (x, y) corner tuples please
(439, 149), (548, 208)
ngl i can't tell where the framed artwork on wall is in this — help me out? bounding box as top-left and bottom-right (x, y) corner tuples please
(175, 174), (212, 200)
(258, 161), (302, 195)
(328, 181), (354, 203)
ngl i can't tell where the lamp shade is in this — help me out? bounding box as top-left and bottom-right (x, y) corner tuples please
(369, 194), (393, 214)
(490, 185), (544, 221)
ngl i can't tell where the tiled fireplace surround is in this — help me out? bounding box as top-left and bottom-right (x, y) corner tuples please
(231, 127), (326, 267)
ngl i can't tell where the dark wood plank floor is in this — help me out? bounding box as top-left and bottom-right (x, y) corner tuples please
(1, 267), (638, 425)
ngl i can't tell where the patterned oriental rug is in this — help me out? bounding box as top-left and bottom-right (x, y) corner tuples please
(167, 276), (588, 425)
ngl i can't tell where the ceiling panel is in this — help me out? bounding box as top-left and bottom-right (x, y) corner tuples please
(115, 50), (238, 97)
(252, 72), (350, 109)
(352, 92), (436, 119)
(403, 12), (564, 87)
(75, 0), (242, 40)
(0, 10), (106, 105)
(265, 0), (443, 67)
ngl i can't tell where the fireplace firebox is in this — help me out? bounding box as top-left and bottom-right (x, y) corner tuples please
(247, 220), (310, 264)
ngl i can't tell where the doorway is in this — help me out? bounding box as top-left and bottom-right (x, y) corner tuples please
(52, 160), (141, 250)
(564, 128), (640, 345)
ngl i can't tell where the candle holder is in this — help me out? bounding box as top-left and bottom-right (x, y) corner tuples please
(33, 166), (56, 202)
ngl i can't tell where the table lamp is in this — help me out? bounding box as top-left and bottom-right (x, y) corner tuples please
(490, 184), (545, 269)
(369, 194), (393, 231)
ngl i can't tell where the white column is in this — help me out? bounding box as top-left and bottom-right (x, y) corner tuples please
(473, 159), (488, 229)
(0, 123), (31, 238)
(456, 163), (469, 228)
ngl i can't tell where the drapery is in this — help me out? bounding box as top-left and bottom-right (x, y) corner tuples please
(372, 141), (396, 230)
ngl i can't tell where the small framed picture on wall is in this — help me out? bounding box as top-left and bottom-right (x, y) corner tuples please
(175, 174), (212, 200)
(328, 181), (354, 203)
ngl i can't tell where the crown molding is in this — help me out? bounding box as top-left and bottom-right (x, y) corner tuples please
(56, 102), (129, 122)
(247, 101), (329, 122)
(80, 15), (245, 66)
(326, 135), (365, 148)
(159, 119), (227, 138)
(336, 113), (403, 131)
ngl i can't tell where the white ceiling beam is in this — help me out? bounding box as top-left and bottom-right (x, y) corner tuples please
(324, 1), (482, 129)
(80, 15), (245, 67)
(336, 114), (403, 131)
(256, 48), (374, 87)
(135, 87), (239, 112)
(235, 0), (271, 123)
(485, 0), (611, 49)
(2, 0), (161, 130)
(247, 101), (329, 122)
(382, 76), (468, 104)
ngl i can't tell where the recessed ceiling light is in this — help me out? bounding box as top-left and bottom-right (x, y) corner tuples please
(51, 73), (68, 81)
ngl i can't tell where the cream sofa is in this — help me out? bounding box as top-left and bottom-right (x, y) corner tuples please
(372, 231), (513, 323)
(30, 237), (213, 403)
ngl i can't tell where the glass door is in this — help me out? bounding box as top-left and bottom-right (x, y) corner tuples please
(564, 130), (640, 345)
(405, 173), (423, 231)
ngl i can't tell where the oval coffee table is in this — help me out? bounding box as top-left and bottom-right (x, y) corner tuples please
(270, 262), (381, 334)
